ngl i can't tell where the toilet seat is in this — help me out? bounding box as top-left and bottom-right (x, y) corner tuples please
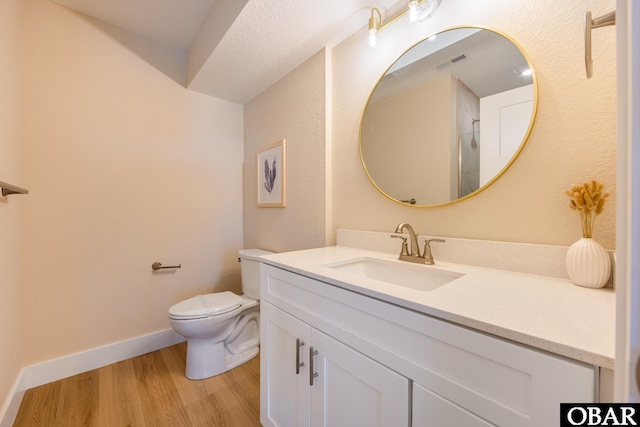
(169, 291), (242, 320)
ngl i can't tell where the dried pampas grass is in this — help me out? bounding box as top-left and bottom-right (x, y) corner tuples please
(564, 180), (609, 238)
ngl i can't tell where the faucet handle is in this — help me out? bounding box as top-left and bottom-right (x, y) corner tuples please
(391, 234), (410, 256)
(425, 238), (445, 244)
(422, 238), (445, 265)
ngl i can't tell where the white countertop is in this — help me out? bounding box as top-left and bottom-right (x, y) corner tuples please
(261, 246), (615, 370)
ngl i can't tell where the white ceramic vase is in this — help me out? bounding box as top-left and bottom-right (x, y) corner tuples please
(565, 238), (611, 288)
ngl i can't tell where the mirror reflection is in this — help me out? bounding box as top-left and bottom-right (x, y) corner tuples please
(360, 27), (536, 206)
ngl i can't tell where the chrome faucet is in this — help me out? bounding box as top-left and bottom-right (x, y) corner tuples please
(391, 222), (445, 265)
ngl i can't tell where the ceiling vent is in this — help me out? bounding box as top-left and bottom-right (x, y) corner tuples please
(436, 54), (469, 71)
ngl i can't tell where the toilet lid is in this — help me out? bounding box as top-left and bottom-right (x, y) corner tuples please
(168, 292), (242, 320)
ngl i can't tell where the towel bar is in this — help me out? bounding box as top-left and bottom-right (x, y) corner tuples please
(152, 262), (182, 271)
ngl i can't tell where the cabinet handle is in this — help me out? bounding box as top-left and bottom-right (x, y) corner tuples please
(296, 339), (305, 375)
(309, 346), (319, 386)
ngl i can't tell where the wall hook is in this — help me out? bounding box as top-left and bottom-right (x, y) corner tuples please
(0, 180), (29, 197)
(585, 10), (616, 79)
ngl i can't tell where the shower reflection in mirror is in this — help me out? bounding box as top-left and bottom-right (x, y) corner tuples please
(458, 117), (480, 199)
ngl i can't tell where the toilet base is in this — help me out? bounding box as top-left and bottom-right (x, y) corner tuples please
(185, 341), (259, 380)
(226, 346), (260, 372)
(183, 308), (260, 380)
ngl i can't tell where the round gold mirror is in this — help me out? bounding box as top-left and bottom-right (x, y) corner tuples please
(359, 27), (537, 207)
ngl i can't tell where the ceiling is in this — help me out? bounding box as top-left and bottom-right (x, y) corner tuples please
(372, 28), (533, 103)
(51, 0), (401, 104)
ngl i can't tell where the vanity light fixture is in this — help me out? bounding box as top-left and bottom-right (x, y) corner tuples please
(369, 0), (442, 47)
(369, 7), (382, 47)
(410, 0), (442, 23)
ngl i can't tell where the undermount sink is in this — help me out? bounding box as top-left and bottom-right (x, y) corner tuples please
(325, 257), (464, 292)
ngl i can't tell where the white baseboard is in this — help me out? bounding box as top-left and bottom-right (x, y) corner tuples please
(0, 370), (26, 427)
(23, 328), (185, 390)
(0, 329), (185, 427)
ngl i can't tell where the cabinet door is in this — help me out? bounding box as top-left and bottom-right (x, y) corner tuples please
(413, 382), (496, 427)
(261, 301), (311, 427)
(309, 329), (409, 427)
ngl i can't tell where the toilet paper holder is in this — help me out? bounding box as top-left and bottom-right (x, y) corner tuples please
(152, 262), (182, 271)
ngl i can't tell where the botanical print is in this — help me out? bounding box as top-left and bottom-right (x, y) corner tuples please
(257, 140), (286, 207)
(264, 157), (276, 194)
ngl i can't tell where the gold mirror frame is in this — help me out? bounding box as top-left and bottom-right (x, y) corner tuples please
(359, 26), (538, 208)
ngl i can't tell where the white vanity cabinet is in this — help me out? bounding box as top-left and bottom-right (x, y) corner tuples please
(260, 301), (310, 427)
(260, 263), (597, 427)
(260, 301), (409, 427)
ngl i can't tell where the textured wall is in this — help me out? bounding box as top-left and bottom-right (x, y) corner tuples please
(332, 0), (617, 248)
(0, 0), (23, 413)
(20, 0), (244, 365)
(243, 49), (329, 252)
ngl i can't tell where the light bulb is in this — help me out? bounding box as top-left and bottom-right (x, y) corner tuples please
(408, 0), (419, 22)
(369, 31), (377, 47)
(417, 0), (441, 22)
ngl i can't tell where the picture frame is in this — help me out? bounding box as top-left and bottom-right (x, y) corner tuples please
(257, 139), (286, 207)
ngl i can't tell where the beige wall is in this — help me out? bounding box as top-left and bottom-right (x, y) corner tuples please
(332, 0), (617, 248)
(243, 49), (330, 252)
(0, 0), (23, 410)
(19, 0), (244, 365)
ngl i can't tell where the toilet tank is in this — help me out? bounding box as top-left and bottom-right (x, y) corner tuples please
(239, 249), (273, 299)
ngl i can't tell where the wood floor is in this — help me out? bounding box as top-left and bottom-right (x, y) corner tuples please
(13, 343), (261, 427)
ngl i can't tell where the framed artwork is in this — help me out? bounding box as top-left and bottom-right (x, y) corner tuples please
(257, 139), (286, 207)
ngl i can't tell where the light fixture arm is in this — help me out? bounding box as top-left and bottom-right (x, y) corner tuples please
(369, 7), (382, 33)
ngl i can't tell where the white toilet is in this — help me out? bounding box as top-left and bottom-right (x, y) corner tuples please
(168, 249), (272, 380)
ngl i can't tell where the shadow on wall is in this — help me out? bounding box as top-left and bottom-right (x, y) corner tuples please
(213, 271), (243, 294)
(68, 8), (188, 86)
